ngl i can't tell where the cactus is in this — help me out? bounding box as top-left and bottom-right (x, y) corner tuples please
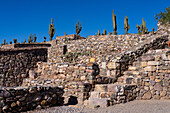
(49, 18), (55, 41)
(98, 29), (100, 35)
(13, 39), (17, 44)
(28, 33), (33, 43)
(108, 32), (112, 35)
(136, 24), (140, 34)
(24, 39), (26, 43)
(34, 34), (37, 43)
(124, 16), (130, 34)
(152, 28), (155, 34)
(103, 29), (107, 35)
(3, 39), (6, 45)
(75, 20), (82, 35)
(141, 18), (147, 34)
(112, 10), (117, 35)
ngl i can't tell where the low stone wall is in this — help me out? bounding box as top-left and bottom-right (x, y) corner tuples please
(0, 86), (64, 112)
(0, 48), (48, 86)
(22, 62), (99, 105)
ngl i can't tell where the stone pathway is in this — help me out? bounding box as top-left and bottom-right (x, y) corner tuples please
(26, 100), (170, 113)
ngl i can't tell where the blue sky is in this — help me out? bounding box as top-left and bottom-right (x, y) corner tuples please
(0, 0), (169, 43)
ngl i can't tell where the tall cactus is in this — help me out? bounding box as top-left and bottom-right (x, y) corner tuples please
(124, 16), (130, 34)
(28, 33), (33, 43)
(103, 29), (107, 35)
(49, 18), (55, 41)
(98, 29), (100, 36)
(3, 39), (6, 45)
(75, 20), (82, 35)
(34, 34), (37, 43)
(136, 24), (140, 34)
(112, 10), (117, 35)
(141, 18), (147, 34)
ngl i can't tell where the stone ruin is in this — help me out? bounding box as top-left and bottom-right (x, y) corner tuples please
(0, 23), (169, 112)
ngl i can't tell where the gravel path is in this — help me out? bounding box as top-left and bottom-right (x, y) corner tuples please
(26, 100), (170, 113)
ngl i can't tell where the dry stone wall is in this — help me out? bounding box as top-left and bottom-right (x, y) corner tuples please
(117, 48), (170, 100)
(0, 86), (64, 112)
(0, 48), (48, 87)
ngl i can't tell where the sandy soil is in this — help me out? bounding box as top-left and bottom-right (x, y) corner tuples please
(26, 100), (170, 113)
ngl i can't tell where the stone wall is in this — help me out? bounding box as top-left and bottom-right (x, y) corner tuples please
(22, 62), (99, 105)
(117, 48), (170, 100)
(0, 86), (64, 112)
(0, 48), (48, 87)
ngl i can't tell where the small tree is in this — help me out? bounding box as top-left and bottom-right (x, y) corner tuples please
(155, 6), (170, 24)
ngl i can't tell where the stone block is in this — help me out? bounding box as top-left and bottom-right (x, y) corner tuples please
(101, 62), (106, 69)
(160, 91), (167, 97)
(141, 55), (154, 61)
(144, 66), (156, 72)
(154, 83), (163, 91)
(107, 62), (119, 69)
(141, 62), (147, 67)
(128, 66), (137, 71)
(90, 92), (100, 98)
(142, 91), (152, 100)
(90, 58), (96, 63)
(107, 84), (121, 93)
(29, 70), (36, 79)
(152, 95), (160, 100)
(95, 84), (107, 92)
(147, 61), (160, 66)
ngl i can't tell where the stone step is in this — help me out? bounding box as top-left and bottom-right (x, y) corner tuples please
(85, 83), (137, 107)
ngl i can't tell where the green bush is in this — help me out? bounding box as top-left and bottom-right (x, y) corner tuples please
(155, 6), (170, 24)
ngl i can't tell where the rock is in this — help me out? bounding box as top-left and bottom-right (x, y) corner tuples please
(142, 91), (152, 100)
(0, 100), (5, 107)
(107, 62), (119, 69)
(160, 91), (167, 97)
(33, 95), (41, 102)
(107, 84), (121, 93)
(144, 66), (156, 72)
(29, 70), (36, 79)
(101, 62), (106, 69)
(90, 58), (95, 63)
(147, 61), (160, 66)
(11, 102), (16, 108)
(154, 83), (163, 91)
(152, 95), (160, 100)
(41, 100), (47, 106)
(2, 105), (8, 112)
(95, 84), (107, 92)
(128, 66), (137, 71)
(141, 62), (147, 67)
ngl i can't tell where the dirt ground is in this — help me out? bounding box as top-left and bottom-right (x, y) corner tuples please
(26, 100), (170, 113)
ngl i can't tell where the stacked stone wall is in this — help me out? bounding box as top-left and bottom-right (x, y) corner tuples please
(117, 48), (170, 100)
(0, 48), (48, 87)
(0, 86), (64, 112)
